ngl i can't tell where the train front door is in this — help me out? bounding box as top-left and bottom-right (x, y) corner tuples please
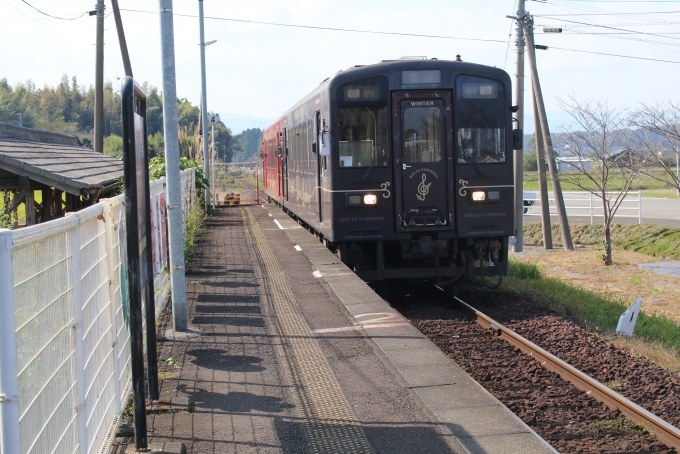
(392, 90), (453, 228)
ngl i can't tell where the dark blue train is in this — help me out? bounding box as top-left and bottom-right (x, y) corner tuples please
(263, 57), (520, 290)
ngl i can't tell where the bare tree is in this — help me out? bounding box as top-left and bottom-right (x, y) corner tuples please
(630, 102), (680, 195)
(555, 96), (644, 265)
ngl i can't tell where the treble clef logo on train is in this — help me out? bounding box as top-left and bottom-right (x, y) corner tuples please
(416, 173), (431, 201)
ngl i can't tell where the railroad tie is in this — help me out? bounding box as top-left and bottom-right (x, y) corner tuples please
(242, 207), (373, 454)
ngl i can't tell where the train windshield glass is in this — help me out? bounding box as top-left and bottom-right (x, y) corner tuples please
(455, 75), (506, 164)
(337, 77), (389, 168)
(403, 104), (443, 163)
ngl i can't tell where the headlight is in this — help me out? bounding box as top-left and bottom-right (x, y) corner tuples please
(346, 193), (379, 206)
(488, 191), (500, 200)
(363, 194), (377, 205)
(472, 191), (486, 201)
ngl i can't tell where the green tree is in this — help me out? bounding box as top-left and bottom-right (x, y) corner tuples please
(233, 127), (263, 162)
(209, 120), (235, 162)
(103, 134), (123, 158)
(148, 131), (164, 158)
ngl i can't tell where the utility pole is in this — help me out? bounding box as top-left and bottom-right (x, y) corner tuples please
(111, 0), (133, 77)
(94, 0), (105, 153)
(524, 17), (573, 251)
(198, 0), (210, 212)
(532, 92), (553, 249)
(510, 1), (526, 252)
(159, 0), (188, 332)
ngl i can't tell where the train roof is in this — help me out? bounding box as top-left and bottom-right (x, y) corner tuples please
(266, 58), (510, 130)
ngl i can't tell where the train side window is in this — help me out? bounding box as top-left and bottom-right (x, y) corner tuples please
(455, 75), (506, 164)
(337, 77), (389, 168)
(338, 107), (389, 167)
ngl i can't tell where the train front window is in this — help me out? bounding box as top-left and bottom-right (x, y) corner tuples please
(403, 105), (443, 163)
(338, 107), (389, 167)
(337, 77), (389, 168)
(455, 75), (506, 164)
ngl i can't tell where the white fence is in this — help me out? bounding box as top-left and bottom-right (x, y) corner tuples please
(0, 168), (196, 454)
(524, 191), (642, 224)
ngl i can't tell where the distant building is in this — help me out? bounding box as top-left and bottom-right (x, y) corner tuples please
(556, 156), (593, 171)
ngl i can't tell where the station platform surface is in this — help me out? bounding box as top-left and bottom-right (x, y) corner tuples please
(116, 204), (556, 454)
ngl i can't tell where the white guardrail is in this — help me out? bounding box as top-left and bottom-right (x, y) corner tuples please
(0, 168), (196, 454)
(524, 191), (642, 224)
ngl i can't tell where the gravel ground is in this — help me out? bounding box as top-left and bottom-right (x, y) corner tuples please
(395, 286), (680, 454)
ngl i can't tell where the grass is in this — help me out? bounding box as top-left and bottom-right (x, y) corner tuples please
(523, 223), (680, 260)
(523, 167), (678, 196)
(506, 259), (680, 359)
(593, 419), (650, 434)
(184, 204), (207, 259)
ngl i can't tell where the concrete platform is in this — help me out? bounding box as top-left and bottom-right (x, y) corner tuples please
(260, 203), (555, 454)
(112, 204), (555, 454)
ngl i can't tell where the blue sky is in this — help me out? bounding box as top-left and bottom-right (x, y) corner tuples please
(2, 0), (680, 133)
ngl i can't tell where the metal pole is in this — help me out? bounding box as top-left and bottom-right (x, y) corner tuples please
(110, 0), (133, 77)
(675, 143), (680, 197)
(590, 192), (594, 225)
(513, 0), (526, 253)
(211, 123), (216, 209)
(199, 0), (210, 212)
(94, 0), (105, 153)
(639, 191), (642, 224)
(0, 230), (21, 454)
(159, 0), (188, 331)
(524, 19), (573, 251)
(532, 90), (552, 249)
(256, 160), (260, 204)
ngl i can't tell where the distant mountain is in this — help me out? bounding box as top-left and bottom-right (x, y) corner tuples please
(218, 113), (275, 135)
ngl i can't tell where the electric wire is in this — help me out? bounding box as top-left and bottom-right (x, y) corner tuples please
(433, 0), (492, 57)
(539, 15), (680, 38)
(115, 7), (680, 65)
(17, 0), (88, 20)
(504, 0), (519, 69)
(119, 8), (507, 44)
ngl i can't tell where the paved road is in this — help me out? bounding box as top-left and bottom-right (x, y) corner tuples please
(524, 195), (680, 227)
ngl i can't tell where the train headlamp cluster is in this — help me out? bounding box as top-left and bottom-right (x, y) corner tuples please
(471, 190), (501, 202)
(347, 193), (378, 206)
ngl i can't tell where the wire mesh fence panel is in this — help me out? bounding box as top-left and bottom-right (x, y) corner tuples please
(77, 208), (117, 454)
(12, 217), (80, 454)
(213, 162), (259, 206)
(107, 196), (132, 429)
(2, 168), (198, 454)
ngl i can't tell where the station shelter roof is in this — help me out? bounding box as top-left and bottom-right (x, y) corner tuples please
(0, 122), (123, 195)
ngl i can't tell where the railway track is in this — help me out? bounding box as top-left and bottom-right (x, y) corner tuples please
(395, 287), (680, 453)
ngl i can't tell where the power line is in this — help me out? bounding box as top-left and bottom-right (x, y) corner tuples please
(117, 7), (680, 65)
(433, 0), (492, 57)
(535, 9), (680, 14)
(119, 8), (507, 44)
(17, 0), (87, 20)
(550, 45), (680, 61)
(540, 15), (680, 38)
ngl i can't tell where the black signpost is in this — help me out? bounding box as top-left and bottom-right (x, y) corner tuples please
(121, 77), (159, 449)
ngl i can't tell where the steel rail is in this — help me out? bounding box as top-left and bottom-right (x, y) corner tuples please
(454, 296), (680, 451)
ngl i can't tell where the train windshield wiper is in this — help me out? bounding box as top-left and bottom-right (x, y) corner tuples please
(461, 134), (485, 177)
(362, 164), (374, 180)
(465, 150), (484, 176)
